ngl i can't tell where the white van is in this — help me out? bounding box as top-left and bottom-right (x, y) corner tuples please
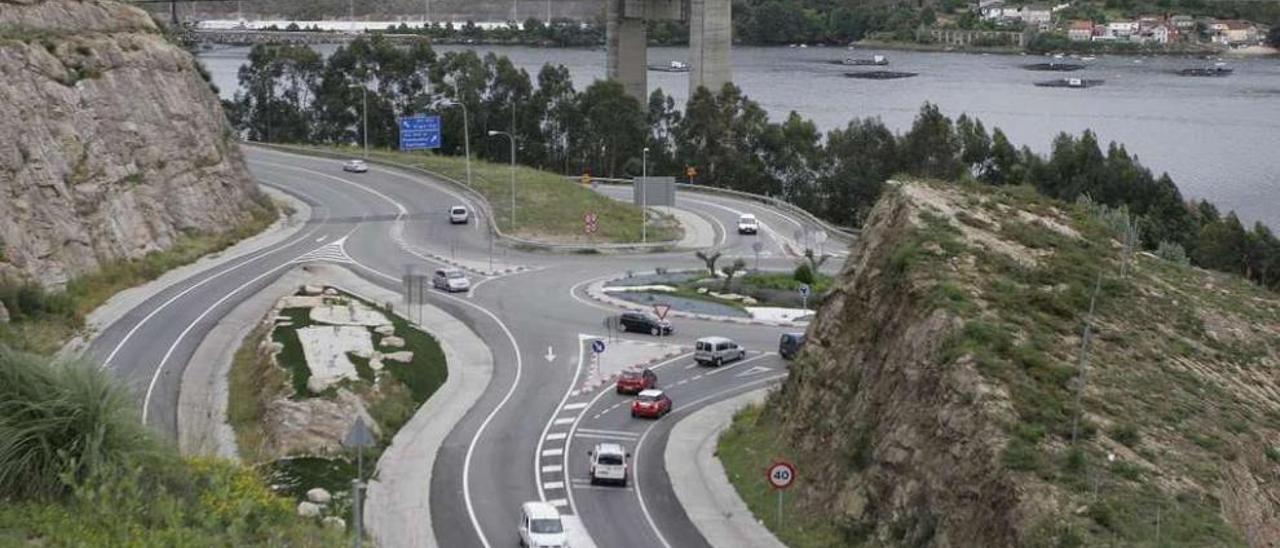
(694, 336), (746, 367)
(737, 214), (759, 235)
(587, 443), (629, 486)
(517, 501), (569, 548)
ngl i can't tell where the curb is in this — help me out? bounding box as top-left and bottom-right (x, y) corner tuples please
(665, 388), (787, 548)
(584, 279), (811, 329)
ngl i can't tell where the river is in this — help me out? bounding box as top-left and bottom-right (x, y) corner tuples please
(198, 44), (1280, 227)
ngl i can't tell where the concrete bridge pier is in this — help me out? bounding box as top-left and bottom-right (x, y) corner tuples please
(688, 0), (731, 98)
(606, 0), (649, 101)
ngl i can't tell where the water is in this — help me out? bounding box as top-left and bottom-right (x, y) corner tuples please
(199, 44), (1280, 227)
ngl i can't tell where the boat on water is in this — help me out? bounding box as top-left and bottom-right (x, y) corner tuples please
(837, 54), (889, 66)
(1178, 65), (1233, 77)
(648, 60), (690, 73)
(1035, 77), (1104, 88)
(1024, 62), (1085, 71)
(845, 70), (917, 80)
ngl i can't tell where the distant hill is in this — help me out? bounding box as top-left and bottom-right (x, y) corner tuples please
(178, 0), (604, 22)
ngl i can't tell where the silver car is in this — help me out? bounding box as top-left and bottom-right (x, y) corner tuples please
(432, 268), (470, 292)
(342, 159), (368, 173)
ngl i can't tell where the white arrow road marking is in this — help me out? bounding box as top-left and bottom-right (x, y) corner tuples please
(735, 365), (775, 378)
(545, 346), (557, 362)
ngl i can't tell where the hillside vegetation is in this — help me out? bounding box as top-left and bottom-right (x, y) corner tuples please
(724, 181), (1280, 546)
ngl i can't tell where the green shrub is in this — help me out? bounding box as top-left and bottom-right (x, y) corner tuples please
(794, 262), (815, 285)
(1156, 241), (1191, 266)
(1109, 423), (1140, 448)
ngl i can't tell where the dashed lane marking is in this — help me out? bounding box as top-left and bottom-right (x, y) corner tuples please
(545, 481), (565, 490)
(547, 433), (567, 441)
(542, 465), (564, 473)
(542, 448), (564, 457)
(573, 433), (638, 442)
(575, 428), (638, 438)
(563, 402), (589, 411)
(553, 417), (575, 425)
(549, 498), (569, 508)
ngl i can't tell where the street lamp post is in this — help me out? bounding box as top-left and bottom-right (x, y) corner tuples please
(361, 84), (368, 159)
(488, 130), (517, 229)
(641, 146), (649, 243)
(433, 97), (472, 187)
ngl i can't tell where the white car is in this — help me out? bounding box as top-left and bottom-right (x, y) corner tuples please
(737, 214), (759, 235)
(449, 205), (469, 224)
(432, 268), (470, 292)
(342, 159), (368, 173)
(587, 443), (629, 486)
(518, 501), (569, 548)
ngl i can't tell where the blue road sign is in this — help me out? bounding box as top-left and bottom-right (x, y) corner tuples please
(399, 115), (441, 150)
(591, 339), (606, 354)
(798, 284), (811, 297)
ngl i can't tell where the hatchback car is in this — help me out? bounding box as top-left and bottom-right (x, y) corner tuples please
(779, 332), (806, 360)
(342, 159), (368, 173)
(694, 336), (746, 367)
(615, 368), (657, 394)
(432, 268), (470, 292)
(517, 501), (569, 548)
(737, 214), (759, 235)
(587, 443), (630, 486)
(449, 205), (469, 224)
(618, 312), (672, 336)
(631, 389), (672, 419)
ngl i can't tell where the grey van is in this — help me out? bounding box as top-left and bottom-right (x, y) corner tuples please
(694, 336), (746, 367)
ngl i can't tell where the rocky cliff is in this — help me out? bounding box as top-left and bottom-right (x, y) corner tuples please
(0, 0), (266, 287)
(765, 181), (1280, 546)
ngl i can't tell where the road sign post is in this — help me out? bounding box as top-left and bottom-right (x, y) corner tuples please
(766, 461), (796, 531)
(752, 241), (764, 271)
(344, 417), (376, 548)
(398, 115), (441, 151)
(798, 283), (811, 310)
(591, 338), (606, 375)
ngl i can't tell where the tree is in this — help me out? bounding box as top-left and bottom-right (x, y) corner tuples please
(1269, 25), (1280, 48)
(695, 250), (722, 276)
(1194, 213), (1249, 275)
(955, 114), (992, 180)
(818, 118), (898, 226)
(721, 258), (747, 291)
(984, 128), (1024, 185)
(230, 44), (321, 143)
(901, 103), (962, 180)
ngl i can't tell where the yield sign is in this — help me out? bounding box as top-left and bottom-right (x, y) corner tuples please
(653, 303), (671, 320)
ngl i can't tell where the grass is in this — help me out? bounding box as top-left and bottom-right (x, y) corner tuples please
(0, 346), (341, 544)
(0, 199), (277, 355)
(227, 324), (288, 463)
(717, 404), (847, 548)
(309, 145), (682, 244)
(271, 307), (315, 398)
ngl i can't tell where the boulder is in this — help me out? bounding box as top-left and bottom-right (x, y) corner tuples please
(323, 287), (339, 296)
(380, 336), (406, 348)
(384, 351), (414, 363)
(369, 358), (385, 371)
(321, 516), (346, 529)
(306, 487), (332, 504)
(0, 301), (8, 324)
(302, 285), (324, 296)
(374, 324), (396, 336)
(297, 501), (322, 518)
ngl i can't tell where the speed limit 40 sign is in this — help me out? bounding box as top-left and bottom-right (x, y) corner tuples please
(766, 461), (796, 490)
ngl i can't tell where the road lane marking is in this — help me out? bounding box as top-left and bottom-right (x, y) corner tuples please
(575, 428), (639, 437)
(549, 498), (568, 507)
(541, 465), (563, 473)
(547, 433), (568, 441)
(563, 402), (588, 411)
(553, 417), (575, 425)
(704, 352), (776, 378)
(545, 481), (565, 490)
(573, 433), (637, 441)
(542, 448), (564, 457)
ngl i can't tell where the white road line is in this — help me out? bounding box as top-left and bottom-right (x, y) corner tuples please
(542, 448), (564, 457)
(547, 433), (568, 441)
(533, 334), (596, 514)
(549, 498), (569, 508)
(553, 417), (576, 425)
(631, 374), (790, 548)
(692, 375), (704, 380)
(563, 402), (588, 411)
(573, 433), (637, 441)
(545, 481), (565, 490)
(541, 465), (563, 473)
(575, 428), (640, 437)
(704, 353), (776, 378)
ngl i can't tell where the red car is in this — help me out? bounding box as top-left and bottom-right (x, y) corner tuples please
(616, 369), (658, 395)
(631, 389), (672, 419)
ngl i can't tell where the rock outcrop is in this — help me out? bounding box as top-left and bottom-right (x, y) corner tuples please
(0, 0), (266, 287)
(765, 181), (1280, 546)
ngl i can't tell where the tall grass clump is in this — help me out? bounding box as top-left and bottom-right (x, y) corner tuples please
(0, 346), (164, 500)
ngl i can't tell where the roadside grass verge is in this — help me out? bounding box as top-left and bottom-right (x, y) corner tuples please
(0, 346), (341, 544)
(305, 145), (681, 244)
(0, 199), (277, 355)
(718, 404), (845, 547)
(228, 324), (288, 463)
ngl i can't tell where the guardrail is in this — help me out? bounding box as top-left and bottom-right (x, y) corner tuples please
(578, 176), (860, 242)
(243, 142), (684, 254)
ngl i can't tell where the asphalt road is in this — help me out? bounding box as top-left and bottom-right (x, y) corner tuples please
(88, 144), (852, 548)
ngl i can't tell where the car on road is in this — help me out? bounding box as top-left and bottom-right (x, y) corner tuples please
(631, 389), (672, 418)
(587, 443), (630, 486)
(618, 312), (672, 336)
(342, 159), (368, 173)
(694, 336), (746, 367)
(432, 268), (470, 292)
(737, 213), (759, 235)
(517, 501), (569, 548)
(779, 332), (806, 360)
(615, 368), (658, 394)
(449, 205), (469, 224)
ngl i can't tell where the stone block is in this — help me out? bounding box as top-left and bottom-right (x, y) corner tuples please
(380, 336), (405, 348)
(384, 351), (414, 363)
(306, 487), (332, 504)
(297, 501), (322, 517)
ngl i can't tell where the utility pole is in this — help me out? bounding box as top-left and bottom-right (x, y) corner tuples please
(489, 130), (517, 229)
(641, 146), (649, 243)
(1070, 271), (1104, 445)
